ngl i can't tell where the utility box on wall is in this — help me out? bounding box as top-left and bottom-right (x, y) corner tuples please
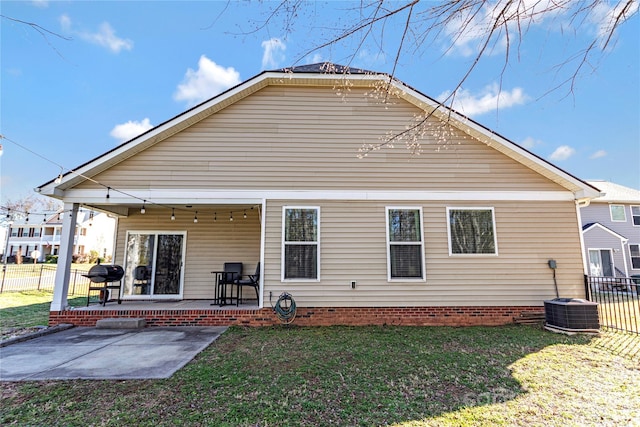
(544, 298), (600, 331)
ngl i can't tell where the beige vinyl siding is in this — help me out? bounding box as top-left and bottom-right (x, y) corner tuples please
(263, 199), (585, 307)
(113, 206), (260, 299)
(75, 86), (563, 192)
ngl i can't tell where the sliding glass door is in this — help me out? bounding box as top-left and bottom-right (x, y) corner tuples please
(123, 231), (186, 299)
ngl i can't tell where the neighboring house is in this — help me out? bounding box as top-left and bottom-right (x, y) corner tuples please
(38, 63), (601, 327)
(4, 209), (116, 263)
(581, 180), (640, 279)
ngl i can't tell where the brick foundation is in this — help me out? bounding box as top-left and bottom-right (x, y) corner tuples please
(49, 306), (544, 327)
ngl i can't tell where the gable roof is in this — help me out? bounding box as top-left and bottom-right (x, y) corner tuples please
(582, 222), (629, 241)
(586, 180), (640, 204)
(38, 62), (600, 200)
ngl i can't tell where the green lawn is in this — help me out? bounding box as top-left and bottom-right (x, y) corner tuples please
(1, 323), (639, 426)
(0, 290), (86, 339)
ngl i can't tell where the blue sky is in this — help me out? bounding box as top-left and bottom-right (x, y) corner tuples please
(1, 0), (639, 207)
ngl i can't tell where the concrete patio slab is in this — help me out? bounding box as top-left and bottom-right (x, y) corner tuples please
(0, 326), (227, 381)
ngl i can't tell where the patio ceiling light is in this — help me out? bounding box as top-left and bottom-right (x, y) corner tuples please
(171, 208), (176, 221)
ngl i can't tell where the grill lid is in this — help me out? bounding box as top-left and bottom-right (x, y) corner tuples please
(85, 265), (125, 283)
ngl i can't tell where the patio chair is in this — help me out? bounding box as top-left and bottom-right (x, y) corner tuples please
(216, 262), (243, 305)
(235, 262), (260, 306)
(133, 265), (151, 295)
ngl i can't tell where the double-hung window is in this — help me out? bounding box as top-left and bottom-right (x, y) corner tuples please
(610, 205), (626, 222)
(447, 207), (498, 255)
(630, 244), (640, 270)
(386, 207), (425, 280)
(282, 207), (319, 280)
(631, 206), (640, 226)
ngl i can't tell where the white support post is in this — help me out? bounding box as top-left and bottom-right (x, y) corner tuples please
(50, 203), (79, 312)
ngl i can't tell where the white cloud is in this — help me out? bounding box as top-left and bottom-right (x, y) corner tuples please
(590, 149), (607, 159)
(59, 15), (133, 53)
(520, 137), (543, 150)
(357, 49), (386, 66)
(81, 22), (133, 53)
(261, 38), (286, 69)
(589, 1), (639, 47)
(306, 53), (324, 64)
(32, 0), (49, 8)
(59, 14), (71, 32)
(549, 145), (576, 161)
(174, 56), (241, 106)
(438, 83), (529, 116)
(110, 118), (153, 143)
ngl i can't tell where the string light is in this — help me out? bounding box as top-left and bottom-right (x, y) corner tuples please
(2, 134), (263, 225)
(54, 167), (63, 184)
(243, 209), (247, 219)
(171, 208), (176, 221)
(214, 212), (217, 222)
(89, 211), (94, 226)
(25, 212), (29, 223)
(194, 211), (198, 223)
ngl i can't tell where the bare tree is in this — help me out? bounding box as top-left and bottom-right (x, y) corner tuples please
(0, 14), (71, 59)
(2, 194), (62, 222)
(249, 0), (638, 154)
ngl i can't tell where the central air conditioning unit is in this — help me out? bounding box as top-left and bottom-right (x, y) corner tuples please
(544, 298), (600, 332)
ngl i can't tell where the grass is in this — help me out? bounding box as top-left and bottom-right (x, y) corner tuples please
(598, 298), (640, 333)
(0, 290), (86, 339)
(1, 292), (638, 425)
(1, 325), (639, 426)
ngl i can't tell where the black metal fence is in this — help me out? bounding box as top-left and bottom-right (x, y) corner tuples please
(584, 275), (640, 335)
(0, 264), (91, 296)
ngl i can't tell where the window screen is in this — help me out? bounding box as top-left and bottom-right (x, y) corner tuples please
(448, 208), (497, 255)
(283, 208), (319, 280)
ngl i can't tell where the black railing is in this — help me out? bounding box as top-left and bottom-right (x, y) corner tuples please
(584, 275), (640, 335)
(0, 264), (91, 296)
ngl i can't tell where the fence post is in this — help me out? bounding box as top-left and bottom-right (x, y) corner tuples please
(37, 264), (44, 290)
(583, 275), (590, 301)
(72, 269), (77, 295)
(0, 264), (6, 293)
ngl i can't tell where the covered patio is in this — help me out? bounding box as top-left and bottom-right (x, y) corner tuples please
(46, 200), (266, 325)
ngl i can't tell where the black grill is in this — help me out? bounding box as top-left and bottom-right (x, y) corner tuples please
(84, 264), (124, 306)
(85, 264), (125, 283)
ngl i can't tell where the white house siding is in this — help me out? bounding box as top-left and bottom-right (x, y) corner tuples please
(581, 203), (640, 276)
(113, 206), (261, 299)
(263, 199), (585, 307)
(73, 86), (564, 193)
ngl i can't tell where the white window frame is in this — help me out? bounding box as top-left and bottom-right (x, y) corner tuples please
(609, 204), (626, 222)
(385, 207), (426, 281)
(446, 207), (499, 256)
(630, 244), (640, 270)
(122, 230), (187, 300)
(631, 206), (640, 227)
(281, 206), (320, 282)
(588, 248), (615, 277)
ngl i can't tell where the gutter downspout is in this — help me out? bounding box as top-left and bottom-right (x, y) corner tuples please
(575, 198), (591, 277)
